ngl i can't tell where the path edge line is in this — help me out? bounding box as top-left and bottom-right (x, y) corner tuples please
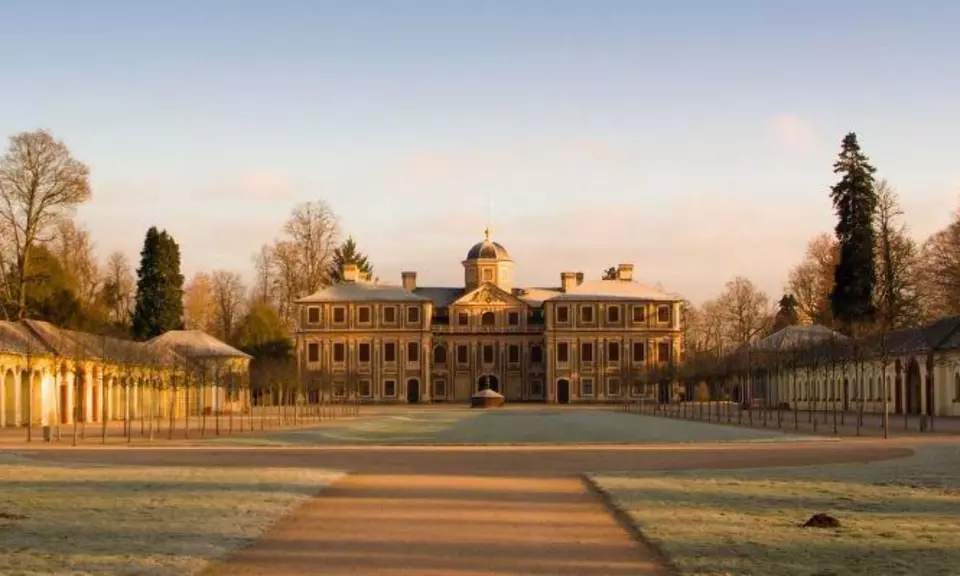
(581, 473), (682, 576)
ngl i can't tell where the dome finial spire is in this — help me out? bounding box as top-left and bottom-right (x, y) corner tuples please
(485, 200), (494, 241)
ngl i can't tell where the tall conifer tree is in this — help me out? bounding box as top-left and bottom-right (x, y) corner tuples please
(131, 227), (185, 340)
(327, 237), (373, 283)
(829, 132), (878, 329)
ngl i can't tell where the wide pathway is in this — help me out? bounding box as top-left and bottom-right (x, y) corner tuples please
(201, 473), (669, 576)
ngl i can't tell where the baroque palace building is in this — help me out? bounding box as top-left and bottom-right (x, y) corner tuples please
(294, 230), (684, 404)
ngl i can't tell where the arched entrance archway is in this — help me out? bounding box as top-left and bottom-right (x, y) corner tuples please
(406, 379), (420, 404)
(478, 374), (500, 394)
(556, 379), (570, 404)
(906, 358), (922, 415)
(894, 360), (904, 414)
(3, 370), (16, 427)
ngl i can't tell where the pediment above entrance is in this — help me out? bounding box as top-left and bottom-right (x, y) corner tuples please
(452, 283), (527, 308)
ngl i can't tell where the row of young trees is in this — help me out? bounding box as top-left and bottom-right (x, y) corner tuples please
(685, 132), (960, 360)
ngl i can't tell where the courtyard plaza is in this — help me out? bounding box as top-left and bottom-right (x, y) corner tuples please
(2, 405), (959, 576)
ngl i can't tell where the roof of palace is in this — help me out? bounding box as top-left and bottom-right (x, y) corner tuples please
(465, 228), (512, 261)
(0, 321), (49, 355)
(295, 282), (432, 304)
(413, 287), (465, 308)
(547, 279), (683, 302)
(0, 320), (250, 364)
(749, 325), (846, 351)
(860, 316), (960, 356)
(147, 330), (252, 360)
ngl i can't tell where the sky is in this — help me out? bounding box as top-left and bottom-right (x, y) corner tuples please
(1, 1), (958, 304)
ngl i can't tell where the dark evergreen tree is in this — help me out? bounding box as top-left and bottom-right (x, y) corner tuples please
(772, 294), (800, 333)
(131, 227), (185, 340)
(829, 132), (878, 329)
(328, 237), (373, 282)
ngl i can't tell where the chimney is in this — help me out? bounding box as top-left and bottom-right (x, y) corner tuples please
(560, 271), (577, 292)
(342, 263), (359, 283)
(402, 271), (417, 292)
(575, 271), (584, 286)
(616, 263), (634, 282)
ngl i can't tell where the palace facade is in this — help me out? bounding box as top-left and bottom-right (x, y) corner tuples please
(294, 231), (684, 403)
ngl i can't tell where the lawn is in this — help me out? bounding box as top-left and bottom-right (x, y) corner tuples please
(0, 453), (342, 575)
(589, 444), (960, 576)
(201, 407), (824, 446)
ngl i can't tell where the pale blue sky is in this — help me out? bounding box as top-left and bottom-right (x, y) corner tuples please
(1, 1), (958, 303)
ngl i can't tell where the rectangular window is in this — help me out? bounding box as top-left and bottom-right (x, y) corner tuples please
(658, 341), (671, 363)
(307, 307), (320, 324)
(482, 268), (493, 281)
(633, 341), (646, 363)
(333, 382), (345, 397)
(507, 311), (520, 326)
(606, 305), (620, 323)
(658, 305), (671, 323)
(608, 378), (621, 397)
(458, 312), (469, 326)
(581, 342), (594, 363)
(632, 305), (646, 323)
(307, 342), (319, 362)
(383, 306), (396, 324)
(407, 306), (420, 324)
(557, 342), (569, 363)
(333, 306), (346, 324)
(384, 342), (396, 362)
(530, 379), (544, 397)
(607, 342), (620, 362)
(457, 344), (469, 364)
(384, 380), (396, 397)
(407, 342), (419, 362)
(434, 379), (447, 397)
(631, 381), (645, 396)
(359, 379), (372, 397)
(333, 343), (345, 362)
(357, 306), (371, 324)
(580, 306), (594, 324)
(508, 345), (520, 364)
(483, 344), (495, 364)
(581, 378), (595, 397)
(530, 345), (543, 364)
(556, 306), (569, 324)
(358, 343), (371, 363)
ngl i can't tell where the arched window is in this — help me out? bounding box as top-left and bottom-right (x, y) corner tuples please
(433, 345), (447, 365)
(481, 311), (495, 326)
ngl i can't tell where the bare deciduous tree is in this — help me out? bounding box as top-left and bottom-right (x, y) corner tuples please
(210, 270), (247, 342)
(873, 180), (922, 328)
(0, 130), (92, 319)
(283, 200), (339, 296)
(787, 233), (838, 326)
(49, 218), (101, 306)
(917, 207), (960, 318)
(717, 276), (772, 348)
(183, 272), (215, 332)
(101, 251), (135, 326)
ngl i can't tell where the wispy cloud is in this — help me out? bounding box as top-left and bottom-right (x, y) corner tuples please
(767, 113), (818, 150)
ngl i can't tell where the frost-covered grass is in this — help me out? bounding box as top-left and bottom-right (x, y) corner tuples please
(202, 408), (822, 445)
(0, 454), (342, 575)
(590, 445), (960, 576)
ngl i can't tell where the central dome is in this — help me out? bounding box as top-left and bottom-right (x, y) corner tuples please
(466, 229), (511, 260)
